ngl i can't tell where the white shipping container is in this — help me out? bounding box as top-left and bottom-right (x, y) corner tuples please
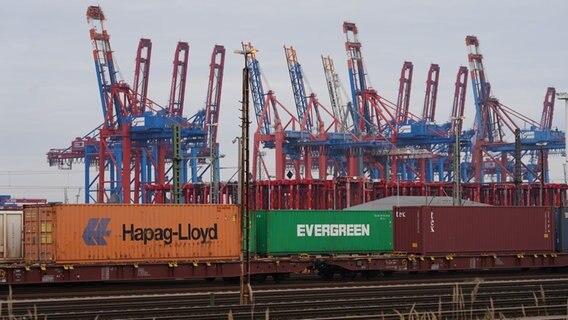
(0, 211), (23, 261)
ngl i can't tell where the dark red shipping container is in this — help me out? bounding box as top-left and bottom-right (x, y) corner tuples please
(393, 206), (554, 255)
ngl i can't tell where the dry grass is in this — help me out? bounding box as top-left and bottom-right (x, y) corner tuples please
(240, 282), (567, 320)
(0, 286), (39, 320)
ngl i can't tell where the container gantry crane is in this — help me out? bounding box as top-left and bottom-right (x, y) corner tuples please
(465, 35), (564, 184)
(343, 22), (400, 179)
(284, 45), (355, 180)
(242, 42), (302, 182)
(48, 6), (214, 204)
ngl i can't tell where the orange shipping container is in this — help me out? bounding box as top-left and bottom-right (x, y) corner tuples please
(24, 204), (241, 264)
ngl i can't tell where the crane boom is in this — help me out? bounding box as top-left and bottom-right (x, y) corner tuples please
(451, 66), (468, 133)
(205, 45), (226, 148)
(466, 35), (495, 141)
(86, 6), (121, 128)
(284, 46), (311, 130)
(540, 87), (556, 130)
(168, 42), (190, 117)
(133, 38), (152, 116)
(422, 64), (440, 122)
(343, 22), (369, 135)
(242, 42), (271, 135)
(322, 55), (352, 132)
(396, 61), (413, 125)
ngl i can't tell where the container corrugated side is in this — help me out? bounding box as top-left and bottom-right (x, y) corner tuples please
(394, 206), (554, 255)
(256, 210), (393, 255)
(393, 206), (421, 254)
(24, 204), (241, 264)
(248, 210), (257, 255)
(0, 211), (23, 261)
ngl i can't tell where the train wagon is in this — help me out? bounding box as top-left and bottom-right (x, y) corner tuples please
(24, 204), (241, 263)
(254, 210), (393, 255)
(393, 206), (555, 255)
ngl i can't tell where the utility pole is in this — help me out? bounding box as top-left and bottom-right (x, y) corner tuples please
(536, 142), (548, 206)
(235, 46), (256, 306)
(558, 92), (568, 186)
(172, 124), (182, 204)
(209, 122), (219, 204)
(232, 137), (242, 204)
(513, 129), (522, 206)
(452, 116), (464, 206)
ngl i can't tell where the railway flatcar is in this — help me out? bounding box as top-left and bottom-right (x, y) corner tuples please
(2, 204), (568, 285)
(0, 204), (308, 284)
(311, 206), (564, 279)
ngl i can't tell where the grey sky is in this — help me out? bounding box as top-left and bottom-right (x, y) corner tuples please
(1, 1), (566, 201)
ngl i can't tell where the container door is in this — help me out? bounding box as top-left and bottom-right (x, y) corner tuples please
(6, 213), (22, 259)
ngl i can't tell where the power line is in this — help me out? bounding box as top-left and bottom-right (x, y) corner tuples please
(0, 185), (82, 190)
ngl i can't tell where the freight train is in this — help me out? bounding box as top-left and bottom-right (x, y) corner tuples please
(0, 204), (566, 285)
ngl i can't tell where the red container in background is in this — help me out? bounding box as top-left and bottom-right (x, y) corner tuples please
(393, 206), (554, 255)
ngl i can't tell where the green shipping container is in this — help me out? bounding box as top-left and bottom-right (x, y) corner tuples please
(255, 210), (393, 255)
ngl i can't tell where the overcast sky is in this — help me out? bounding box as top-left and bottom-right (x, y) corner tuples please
(1, 1), (567, 202)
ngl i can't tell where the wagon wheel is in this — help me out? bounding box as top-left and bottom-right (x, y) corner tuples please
(251, 274), (267, 284)
(272, 273), (290, 283)
(362, 270), (379, 280)
(319, 270), (334, 280)
(340, 270), (356, 281)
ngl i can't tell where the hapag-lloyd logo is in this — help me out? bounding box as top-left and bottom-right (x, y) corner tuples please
(82, 218), (218, 246)
(82, 218), (111, 246)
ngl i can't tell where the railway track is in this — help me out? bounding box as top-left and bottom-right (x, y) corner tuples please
(4, 272), (568, 319)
